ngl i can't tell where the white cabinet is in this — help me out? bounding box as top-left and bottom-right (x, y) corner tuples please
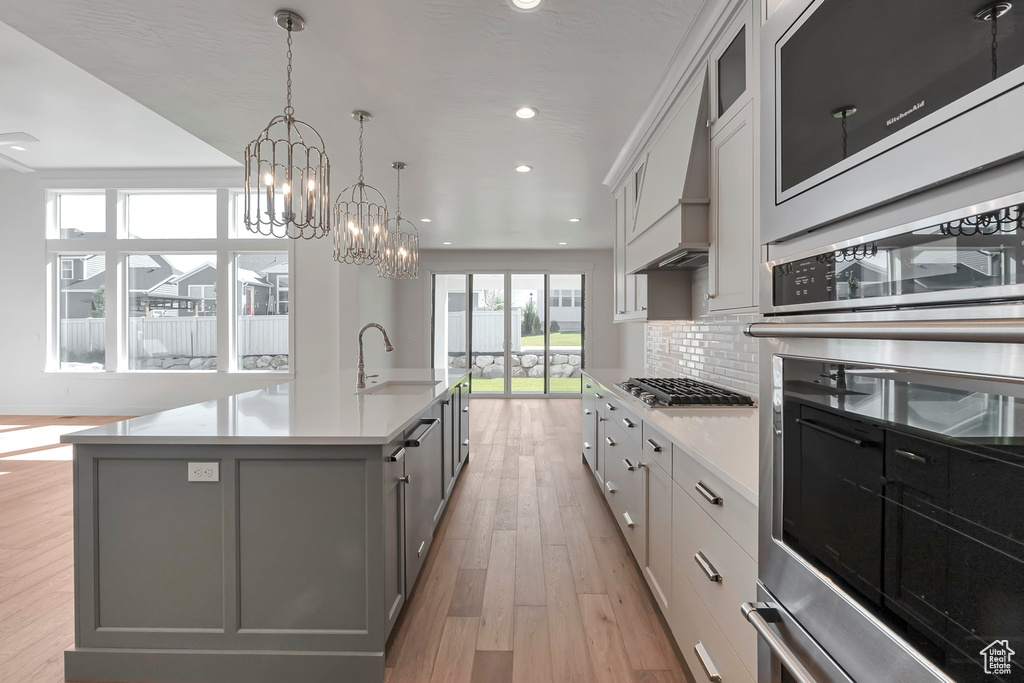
(643, 458), (673, 612)
(707, 100), (757, 313)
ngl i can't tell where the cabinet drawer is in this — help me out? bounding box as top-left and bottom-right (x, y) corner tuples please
(603, 421), (645, 560)
(674, 450), (757, 560)
(641, 421), (673, 478)
(672, 561), (753, 683)
(673, 481), (756, 676)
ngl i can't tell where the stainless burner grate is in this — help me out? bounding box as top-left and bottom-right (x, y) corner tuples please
(627, 377), (754, 406)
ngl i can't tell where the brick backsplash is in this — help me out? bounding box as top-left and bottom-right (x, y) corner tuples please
(643, 267), (759, 398)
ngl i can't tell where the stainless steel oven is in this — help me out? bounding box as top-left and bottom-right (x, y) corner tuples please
(746, 195), (1024, 682)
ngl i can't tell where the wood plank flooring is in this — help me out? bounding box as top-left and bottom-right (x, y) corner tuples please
(0, 403), (685, 683)
(386, 399), (687, 683)
(0, 415), (127, 683)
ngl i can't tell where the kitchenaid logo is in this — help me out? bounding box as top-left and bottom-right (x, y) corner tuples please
(980, 639), (1015, 675)
(886, 101), (925, 127)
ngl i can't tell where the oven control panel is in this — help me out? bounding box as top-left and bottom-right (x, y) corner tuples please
(772, 257), (835, 306)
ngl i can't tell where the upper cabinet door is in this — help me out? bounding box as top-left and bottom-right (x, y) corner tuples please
(709, 3), (754, 137)
(708, 101), (756, 313)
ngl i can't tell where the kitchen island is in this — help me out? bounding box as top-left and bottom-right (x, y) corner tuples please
(61, 369), (471, 683)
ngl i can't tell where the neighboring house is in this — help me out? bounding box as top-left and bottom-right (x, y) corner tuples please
(172, 263), (219, 316)
(548, 288), (582, 331)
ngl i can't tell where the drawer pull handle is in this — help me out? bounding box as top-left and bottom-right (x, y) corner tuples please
(605, 403), (616, 411)
(645, 438), (662, 452)
(606, 436), (616, 446)
(622, 417), (635, 428)
(584, 442), (592, 450)
(623, 512), (635, 528)
(694, 550), (722, 583)
(595, 392), (603, 399)
(462, 382), (469, 388)
(463, 439), (469, 446)
(417, 540), (426, 557)
(584, 383), (592, 389)
(388, 447), (406, 463)
(463, 406), (469, 413)
(605, 481), (616, 494)
(694, 642), (722, 682)
(399, 475), (411, 484)
(894, 448), (929, 464)
(742, 603), (819, 683)
(695, 481), (723, 506)
(584, 409), (592, 415)
(795, 418), (865, 447)
(622, 458), (635, 471)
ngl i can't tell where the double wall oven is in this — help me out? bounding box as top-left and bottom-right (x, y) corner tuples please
(746, 192), (1024, 682)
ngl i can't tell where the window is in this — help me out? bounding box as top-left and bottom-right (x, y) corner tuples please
(57, 193), (105, 239)
(48, 186), (293, 373)
(550, 289), (560, 307)
(232, 191), (284, 238)
(574, 290), (583, 307)
(237, 252), (289, 371)
(126, 193), (217, 239)
(58, 254), (105, 370)
(560, 291), (572, 307)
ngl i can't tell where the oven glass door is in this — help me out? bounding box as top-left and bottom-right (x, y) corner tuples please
(781, 358), (1024, 681)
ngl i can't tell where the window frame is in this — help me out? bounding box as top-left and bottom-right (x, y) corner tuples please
(45, 182), (295, 375)
(60, 258), (75, 280)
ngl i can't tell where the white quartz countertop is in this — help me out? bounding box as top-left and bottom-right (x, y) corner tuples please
(584, 368), (759, 503)
(61, 369), (470, 446)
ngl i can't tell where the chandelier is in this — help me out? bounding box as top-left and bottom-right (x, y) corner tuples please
(378, 162), (421, 280)
(333, 111), (389, 265)
(243, 11), (331, 239)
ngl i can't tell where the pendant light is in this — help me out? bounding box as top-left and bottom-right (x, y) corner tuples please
(243, 11), (331, 239)
(378, 162), (420, 280)
(333, 111), (389, 265)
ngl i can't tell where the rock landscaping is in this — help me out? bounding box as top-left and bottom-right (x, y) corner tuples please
(451, 353), (582, 378)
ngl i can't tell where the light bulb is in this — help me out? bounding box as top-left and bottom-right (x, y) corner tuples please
(373, 225), (380, 234)
(348, 221), (359, 234)
(399, 247), (408, 256)
(281, 182), (290, 195)
(264, 172), (274, 186)
(307, 179), (315, 191)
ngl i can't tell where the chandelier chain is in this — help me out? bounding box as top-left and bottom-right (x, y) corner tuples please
(284, 18), (294, 116)
(358, 116), (365, 183)
(992, 8), (999, 80)
(841, 110), (848, 160)
(396, 164), (402, 217)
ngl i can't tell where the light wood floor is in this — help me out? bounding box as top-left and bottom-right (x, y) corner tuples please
(0, 403), (687, 683)
(385, 399), (688, 683)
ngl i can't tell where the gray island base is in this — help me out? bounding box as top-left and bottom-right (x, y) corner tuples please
(61, 369), (471, 683)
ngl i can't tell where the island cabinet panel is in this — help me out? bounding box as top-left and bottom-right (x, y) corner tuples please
(442, 388), (457, 498)
(237, 459), (369, 630)
(383, 438), (407, 638)
(96, 458), (224, 629)
(458, 380), (470, 466)
(404, 402), (445, 592)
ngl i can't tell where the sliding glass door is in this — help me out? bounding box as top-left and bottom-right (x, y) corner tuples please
(432, 272), (585, 396)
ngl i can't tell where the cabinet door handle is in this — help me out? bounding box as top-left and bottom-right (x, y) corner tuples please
(595, 392), (603, 399)
(462, 382), (469, 388)
(694, 642), (722, 682)
(694, 550), (722, 583)
(584, 409), (592, 415)
(584, 442), (592, 450)
(622, 417), (635, 428)
(417, 540), (426, 557)
(894, 448), (929, 464)
(399, 475), (411, 484)
(605, 403), (615, 411)
(388, 447), (406, 463)
(463, 407), (469, 413)
(405, 418), (441, 447)
(606, 436), (616, 447)
(695, 481), (723, 506)
(462, 439), (469, 446)
(622, 458), (635, 471)
(645, 438), (662, 452)
(605, 481), (616, 494)
(584, 383), (592, 389)
(641, 306), (647, 311)
(623, 512), (635, 528)
(442, 399), (450, 406)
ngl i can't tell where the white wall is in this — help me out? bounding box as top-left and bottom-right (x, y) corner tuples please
(0, 169), (386, 415)
(391, 249), (626, 370)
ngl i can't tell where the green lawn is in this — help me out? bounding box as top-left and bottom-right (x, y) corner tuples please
(470, 377), (582, 393)
(519, 331), (582, 347)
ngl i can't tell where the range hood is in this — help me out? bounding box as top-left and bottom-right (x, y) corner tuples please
(625, 71), (710, 274)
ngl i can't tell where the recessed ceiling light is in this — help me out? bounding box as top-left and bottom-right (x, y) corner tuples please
(568, 217), (580, 223)
(558, 242), (568, 246)
(515, 165), (533, 173)
(442, 241), (452, 245)
(420, 218), (432, 222)
(507, 0), (543, 10)
(9, 145), (25, 151)
(515, 106), (538, 119)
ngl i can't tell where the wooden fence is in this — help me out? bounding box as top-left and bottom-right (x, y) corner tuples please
(61, 315), (289, 358)
(447, 310), (522, 354)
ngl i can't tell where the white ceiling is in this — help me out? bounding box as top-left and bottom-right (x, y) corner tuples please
(0, 21), (236, 171)
(0, 0), (702, 248)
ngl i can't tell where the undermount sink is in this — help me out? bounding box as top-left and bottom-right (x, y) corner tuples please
(358, 379), (442, 396)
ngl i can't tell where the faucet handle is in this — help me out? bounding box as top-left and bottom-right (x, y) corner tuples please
(365, 374), (379, 379)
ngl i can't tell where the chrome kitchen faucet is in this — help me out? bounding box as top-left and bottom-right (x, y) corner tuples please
(357, 323), (395, 389)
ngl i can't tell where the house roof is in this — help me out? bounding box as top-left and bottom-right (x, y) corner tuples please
(238, 268), (271, 287)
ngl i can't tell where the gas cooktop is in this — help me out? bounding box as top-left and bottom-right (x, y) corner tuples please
(617, 377), (755, 408)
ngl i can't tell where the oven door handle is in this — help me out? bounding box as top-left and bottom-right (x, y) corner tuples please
(742, 602), (819, 683)
(744, 318), (1024, 343)
(795, 418), (864, 447)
